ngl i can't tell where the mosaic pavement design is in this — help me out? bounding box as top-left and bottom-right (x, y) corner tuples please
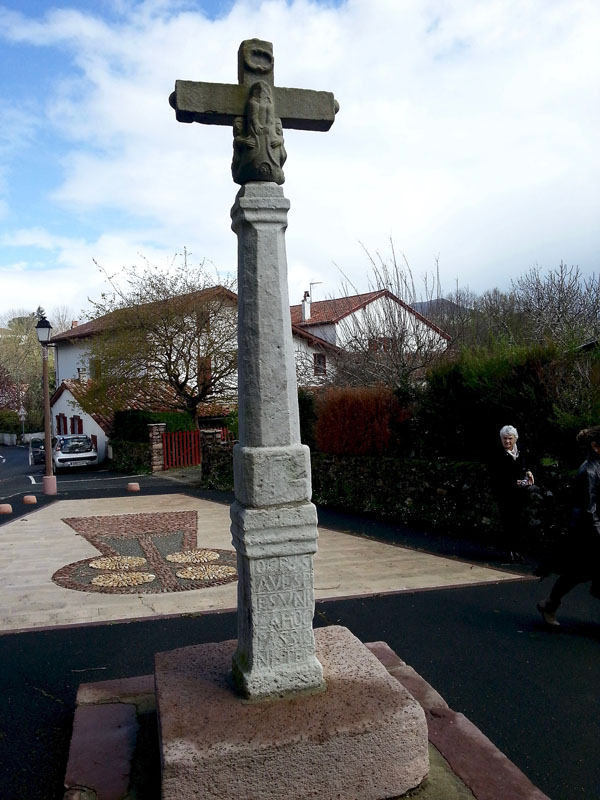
(52, 511), (238, 594)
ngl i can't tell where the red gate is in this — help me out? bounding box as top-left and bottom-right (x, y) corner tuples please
(162, 430), (203, 470)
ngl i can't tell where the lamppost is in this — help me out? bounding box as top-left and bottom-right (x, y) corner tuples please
(18, 405), (26, 437)
(35, 315), (57, 496)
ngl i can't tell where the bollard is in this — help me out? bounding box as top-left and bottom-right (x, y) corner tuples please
(127, 482), (141, 492)
(0, 504), (13, 514)
(23, 495), (37, 505)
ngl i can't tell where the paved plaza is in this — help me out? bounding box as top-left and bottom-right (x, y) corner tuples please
(0, 492), (522, 632)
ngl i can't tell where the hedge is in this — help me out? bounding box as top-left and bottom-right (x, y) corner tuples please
(198, 441), (573, 554)
(109, 440), (151, 473)
(111, 409), (195, 442)
(0, 410), (20, 434)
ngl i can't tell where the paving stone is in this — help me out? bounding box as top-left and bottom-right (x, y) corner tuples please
(64, 703), (138, 800)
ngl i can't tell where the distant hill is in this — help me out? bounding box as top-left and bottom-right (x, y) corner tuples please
(411, 298), (466, 316)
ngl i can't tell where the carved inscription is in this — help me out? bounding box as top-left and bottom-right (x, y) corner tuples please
(250, 554), (315, 669)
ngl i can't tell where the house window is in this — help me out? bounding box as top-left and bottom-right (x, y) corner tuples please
(368, 337), (395, 353)
(313, 353), (326, 376)
(70, 415), (83, 434)
(56, 413), (68, 434)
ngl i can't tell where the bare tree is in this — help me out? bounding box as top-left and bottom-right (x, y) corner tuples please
(329, 242), (450, 390)
(80, 252), (238, 423)
(512, 263), (600, 347)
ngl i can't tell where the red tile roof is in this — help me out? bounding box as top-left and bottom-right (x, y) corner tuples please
(51, 379), (183, 434)
(50, 286), (238, 343)
(290, 290), (386, 326)
(290, 290), (451, 340)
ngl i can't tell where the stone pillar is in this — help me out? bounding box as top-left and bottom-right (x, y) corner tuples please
(230, 182), (323, 700)
(148, 423), (166, 473)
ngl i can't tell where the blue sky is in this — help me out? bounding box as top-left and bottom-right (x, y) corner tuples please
(0, 0), (598, 321)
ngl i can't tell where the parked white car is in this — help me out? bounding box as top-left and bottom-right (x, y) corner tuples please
(52, 434), (98, 471)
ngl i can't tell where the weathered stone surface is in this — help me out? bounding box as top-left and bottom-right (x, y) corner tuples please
(227, 180), (322, 699)
(233, 444), (312, 506)
(366, 641), (449, 710)
(156, 626), (429, 800)
(64, 703), (137, 800)
(425, 707), (551, 800)
(76, 674), (156, 714)
(231, 183), (299, 448)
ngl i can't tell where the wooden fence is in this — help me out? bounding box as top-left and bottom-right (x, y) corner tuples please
(162, 430), (203, 470)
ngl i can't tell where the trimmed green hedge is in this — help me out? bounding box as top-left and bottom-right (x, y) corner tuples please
(109, 440), (151, 473)
(112, 410), (195, 442)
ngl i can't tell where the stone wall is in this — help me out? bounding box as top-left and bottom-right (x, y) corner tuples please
(148, 423), (167, 473)
(199, 444), (572, 553)
(310, 454), (570, 552)
(200, 432), (234, 489)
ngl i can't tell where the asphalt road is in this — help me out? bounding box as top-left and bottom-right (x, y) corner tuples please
(0, 444), (181, 512)
(0, 579), (598, 800)
(0, 449), (598, 799)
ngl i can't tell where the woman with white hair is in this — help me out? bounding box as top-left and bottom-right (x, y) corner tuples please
(488, 425), (535, 562)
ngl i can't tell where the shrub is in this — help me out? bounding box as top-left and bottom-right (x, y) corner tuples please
(111, 410), (195, 442)
(418, 344), (563, 460)
(0, 410), (20, 433)
(109, 440), (151, 472)
(315, 387), (408, 456)
(224, 408), (239, 440)
(298, 388), (317, 449)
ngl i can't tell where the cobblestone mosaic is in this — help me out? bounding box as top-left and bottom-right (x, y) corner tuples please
(52, 511), (237, 594)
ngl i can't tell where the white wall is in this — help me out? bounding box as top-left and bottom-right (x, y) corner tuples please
(55, 341), (90, 384)
(335, 296), (448, 353)
(293, 334), (331, 387)
(51, 389), (108, 462)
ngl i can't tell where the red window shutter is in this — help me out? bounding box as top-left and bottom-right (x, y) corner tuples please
(70, 417), (74, 434)
(55, 415), (60, 434)
(78, 417), (83, 434)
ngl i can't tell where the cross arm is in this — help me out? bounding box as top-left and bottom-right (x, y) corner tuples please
(169, 81), (338, 131)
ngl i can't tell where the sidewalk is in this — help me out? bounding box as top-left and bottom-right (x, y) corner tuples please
(0, 490), (524, 632)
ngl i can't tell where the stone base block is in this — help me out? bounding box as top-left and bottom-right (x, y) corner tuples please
(155, 625), (429, 800)
(64, 703), (138, 799)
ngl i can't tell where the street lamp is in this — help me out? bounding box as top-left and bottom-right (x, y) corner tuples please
(35, 315), (57, 496)
(18, 405), (26, 437)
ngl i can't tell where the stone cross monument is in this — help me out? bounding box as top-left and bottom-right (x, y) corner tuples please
(169, 39), (338, 700)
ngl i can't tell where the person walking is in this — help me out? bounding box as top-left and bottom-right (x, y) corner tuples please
(488, 425), (534, 562)
(537, 425), (600, 626)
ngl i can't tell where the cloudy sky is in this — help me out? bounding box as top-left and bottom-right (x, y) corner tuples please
(0, 0), (598, 322)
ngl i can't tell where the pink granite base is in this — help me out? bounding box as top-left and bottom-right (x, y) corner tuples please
(155, 625), (429, 800)
(64, 704), (138, 800)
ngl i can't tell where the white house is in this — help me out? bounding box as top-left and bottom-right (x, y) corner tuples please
(49, 287), (448, 458)
(48, 288), (336, 458)
(290, 289), (451, 352)
(50, 379), (110, 462)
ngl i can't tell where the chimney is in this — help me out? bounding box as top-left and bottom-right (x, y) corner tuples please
(301, 290), (311, 322)
(71, 320), (79, 328)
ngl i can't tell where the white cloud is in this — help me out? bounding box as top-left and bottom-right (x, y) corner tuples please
(0, 0), (599, 318)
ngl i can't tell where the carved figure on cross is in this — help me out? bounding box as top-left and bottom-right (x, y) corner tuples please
(169, 38), (339, 184)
